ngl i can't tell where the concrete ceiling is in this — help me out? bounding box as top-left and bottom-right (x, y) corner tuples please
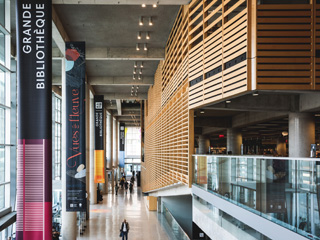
(10, 1), (184, 126)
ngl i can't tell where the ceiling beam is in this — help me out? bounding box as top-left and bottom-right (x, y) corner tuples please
(206, 94), (299, 113)
(52, 6), (70, 55)
(52, 47), (164, 60)
(90, 76), (154, 86)
(102, 93), (147, 100)
(116, 99), (122, 115)
(53, 76), (154, 86)
(52, 0), (189, 5)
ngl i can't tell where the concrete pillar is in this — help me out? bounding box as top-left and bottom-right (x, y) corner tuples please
(113, 118), (117, 171)
(85, 82), (90, 219)
(198, 135), (210, 154)
(227, 128), (242, 155)
(101, 107), (107, 194)
(289, 113), (315, 157)
(107, 112), (113, 193)
(61, 58), (77, 240)
(276, 138), (287, 157)
(90, 93), (97, 204)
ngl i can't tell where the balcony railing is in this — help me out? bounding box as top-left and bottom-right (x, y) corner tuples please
(192, 155), (320, 240)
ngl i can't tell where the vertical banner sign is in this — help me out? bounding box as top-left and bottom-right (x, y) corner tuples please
(65, 42), (86, 212)
(119, 123), (125, 168)
(16, 0), (52, 239)
(94, 95), (105, 183)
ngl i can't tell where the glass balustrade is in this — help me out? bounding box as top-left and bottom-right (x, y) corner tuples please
(192, 155), (320, 240)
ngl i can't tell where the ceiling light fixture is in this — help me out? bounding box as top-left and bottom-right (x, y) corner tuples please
(133, 68), (136, 74)
(153, 3), (157, 7)
(139, 16), (143, 26)
(149, 17), (153, 26)
(137, 86), (139, 89)
(253, 93), (259, 96)
(134, 61), (137, 68)
(139, 69), (142, 74)
(144, 43), (148, 51)
(131, 93), (133, 96)
(226, 100), (231, 104)
(200, 110), (205, 114)
(133, 75), (136, 80)
(146, 31), (150, 40)
(140, 62), (144, 68)
(142, 3), (146, 7)
(138, 75), (141, 80)
(136, 43), (140, 51)
(137, 31), (141, 40)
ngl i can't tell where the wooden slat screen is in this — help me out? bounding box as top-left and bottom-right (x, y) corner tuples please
(189, 0), (248, 109)
(143, 65), (190, 192)
(316, 1), (320, 89)
(256, 4), (313, 90)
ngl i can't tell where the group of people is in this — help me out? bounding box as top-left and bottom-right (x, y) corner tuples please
(116, 175), (135, 195)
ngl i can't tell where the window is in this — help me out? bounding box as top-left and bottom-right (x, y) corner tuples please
(53, 94), (62, 180)
(125, 127), (141, 158)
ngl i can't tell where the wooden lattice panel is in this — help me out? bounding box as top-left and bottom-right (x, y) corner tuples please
(162, 7), (189, 106)
(189, 0), (248, 109)
(256, 4), (313, 90)
(143, 62), (190, 192)
(316, 1), (320, 89)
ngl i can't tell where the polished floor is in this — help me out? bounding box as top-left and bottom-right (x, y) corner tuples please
(78, 185), (185, 240)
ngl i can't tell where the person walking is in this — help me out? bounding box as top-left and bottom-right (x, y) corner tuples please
(124, 181), (128, 194)
(120, 219), (129, 240)
(129, 182), (133, 194)
(115, 183), (119, 195)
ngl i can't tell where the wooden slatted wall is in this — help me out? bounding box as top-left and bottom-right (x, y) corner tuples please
(256, 4), (314, 90)
(316, 1), (320, 89)
(142, 6), (192, 192)
(189, 0), (248, 109)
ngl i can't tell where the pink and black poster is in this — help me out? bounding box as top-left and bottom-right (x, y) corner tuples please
(65, 42), (86, 212)
(16, 0), (52, 239)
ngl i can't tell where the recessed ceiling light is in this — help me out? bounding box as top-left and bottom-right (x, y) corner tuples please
(146, 31), (150, 40)
(140, 62), (144, 68)
(137, 31), (141, 39)
(200, 110), (205, 114)
(133, 75), (136, 80)
(139, 69), (142, 74)
(149, 17), (153, 26)
(144, 43), (148, 51)
(226, 100), (231, 104)
(253, 93), (259, 96)
(136, 43), (140, 51)
(139, 16), (143, 26)
(133, 68), (136, 74)
(153, 3), (157, 7)
(134, 61), (137, 68)
(138, 75), (141, 80)
(142, 3), (146, 7)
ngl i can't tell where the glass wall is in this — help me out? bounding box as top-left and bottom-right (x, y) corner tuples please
(54, 94), (62, 180)
(125, 127), (141, 158)
(193, 194), (271, 240)
(193, 155), (320, 240)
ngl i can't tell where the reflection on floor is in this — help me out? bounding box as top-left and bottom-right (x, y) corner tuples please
(78, 186), (184, 240)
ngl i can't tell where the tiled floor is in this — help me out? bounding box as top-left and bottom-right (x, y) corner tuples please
(78, 186), (181, 240)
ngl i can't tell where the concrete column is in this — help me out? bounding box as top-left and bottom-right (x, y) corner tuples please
(85, 82), (90, 219)
(198, 135), (210, 154)
(113, 118), (117, 170)
(107, 112), (113, 192)
(289, 113), (315, 157)
(276, 138), (287, 157)
(61, 58), (77, 240)
(227, 128), (242, 155)
(90, 93), (97, 204)
(101, 107), (107, 194)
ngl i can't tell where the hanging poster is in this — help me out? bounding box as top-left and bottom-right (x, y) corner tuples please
(94, 95), (105, 183)
(16, 0), (52, 238)
(65, 42), (86, 212)
(119, 123), (125, 168)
